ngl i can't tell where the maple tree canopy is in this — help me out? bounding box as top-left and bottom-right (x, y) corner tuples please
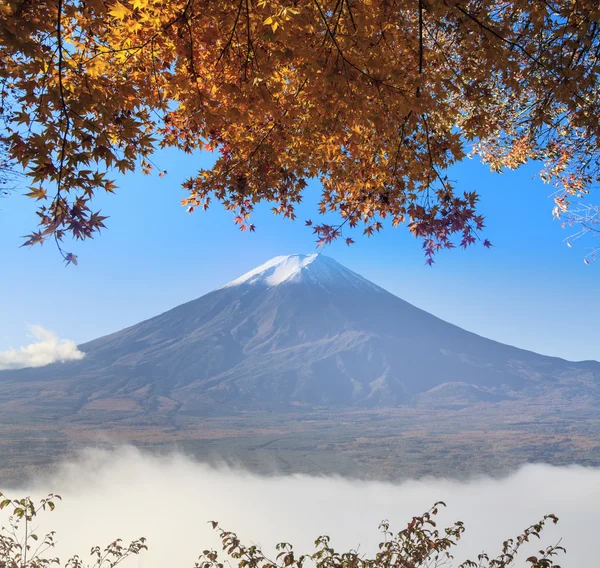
(1, 0), (599, 263)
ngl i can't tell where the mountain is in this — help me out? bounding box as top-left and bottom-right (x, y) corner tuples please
(0, 253), (599, 423)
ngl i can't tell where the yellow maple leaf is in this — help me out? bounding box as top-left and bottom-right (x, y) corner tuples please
(108, 1), (130, 19)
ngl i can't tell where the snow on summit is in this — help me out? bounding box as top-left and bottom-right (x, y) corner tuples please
(221, 254), (319, 288)
(220, 253), (381, 291)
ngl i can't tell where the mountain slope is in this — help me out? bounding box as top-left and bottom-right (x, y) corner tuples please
(1, 254), (598, 421)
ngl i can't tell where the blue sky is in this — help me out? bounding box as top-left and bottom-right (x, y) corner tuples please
(1, 148), (598, 362)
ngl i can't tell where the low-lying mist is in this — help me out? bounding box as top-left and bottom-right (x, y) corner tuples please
(5, 447), (599, 568)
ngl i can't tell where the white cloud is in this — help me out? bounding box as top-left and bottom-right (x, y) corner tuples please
(0, 325), (84, 370)
(4, 447), (598, 568)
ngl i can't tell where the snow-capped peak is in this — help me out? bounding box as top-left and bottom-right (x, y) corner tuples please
(219, 253), (383, 292)
(221, 254), (319, 288)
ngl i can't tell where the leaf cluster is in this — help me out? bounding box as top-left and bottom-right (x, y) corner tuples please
(0, 491), (147, 568)
(198, 503), (565, 568)
(1, 0), (599, 261)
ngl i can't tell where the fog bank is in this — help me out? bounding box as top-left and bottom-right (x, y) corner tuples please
(5, 447), (599, 568)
